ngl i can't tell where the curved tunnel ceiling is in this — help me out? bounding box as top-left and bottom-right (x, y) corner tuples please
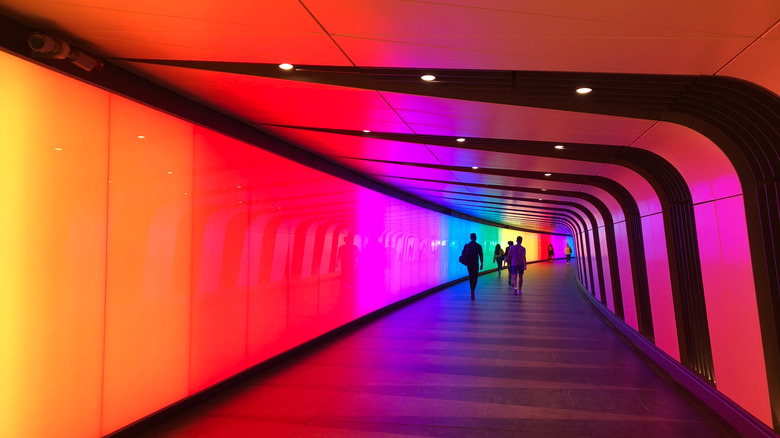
(1, 0), (777, 236)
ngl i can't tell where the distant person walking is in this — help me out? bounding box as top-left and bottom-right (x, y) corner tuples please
(505, 241), (514, 287)
(547, 244), (554, 261)
(565, 243), (573, 263)
(462, 233), (484, 300)
(507, 236), (527, 295)
(493, 244), (505, 277)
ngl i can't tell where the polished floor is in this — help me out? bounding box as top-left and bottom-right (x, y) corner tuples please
(140, 261), (737, 437)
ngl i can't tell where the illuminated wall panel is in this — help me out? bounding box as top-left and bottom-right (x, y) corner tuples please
(695, 199), (771, 424)
(101, 96), (193, 434)
(189, 128), (251, 393)
(598, 227), (614, 311)
(641, 214), (679, 360)
(613, 222), (638, 330)
(0, 52), (109, 438)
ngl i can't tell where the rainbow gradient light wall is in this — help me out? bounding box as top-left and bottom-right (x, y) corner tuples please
(0, 50), (563, 437)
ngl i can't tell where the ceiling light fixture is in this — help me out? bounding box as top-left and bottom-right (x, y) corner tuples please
(544, 173), (552, 177)
(541, 188), (547, 191)
(279, 63), (294, 70)
(421, 74), (436, 81)
(54, 147), (63, 151)
(471, 166), (479, 169)
(456, 138), (466, 142)
(362, 129), (371, 133)
(576, 87), (592, 94)
(554, 145), (564, 149)
(137, 135), (145, 139)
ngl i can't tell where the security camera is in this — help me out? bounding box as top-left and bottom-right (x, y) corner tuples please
(27, 32), (103, 72)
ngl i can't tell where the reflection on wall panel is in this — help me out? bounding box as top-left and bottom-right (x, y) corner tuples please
(101, 96), (193, 434)
(0, 52), (109, 438)
(0, 52), (559, 437)
(641, 214), (679, 360)
(695, 199), (771, 424)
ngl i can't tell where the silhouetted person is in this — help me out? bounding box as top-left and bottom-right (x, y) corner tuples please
(493, 244), (505, 277)
(337, 233), (359, 291)
(505, 241), (514, 287)
(565, 243), (573, 263)
(507, 236), (527, 295)
(547, 243), (554, 261)
(462, 233), (483, 300)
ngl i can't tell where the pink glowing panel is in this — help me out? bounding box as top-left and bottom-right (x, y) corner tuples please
(586, 229), (601, 298)
(598, 227), (614, 311)
(381, 94), (654, 145)
(633, 122), (741, 202)
(613, 221), (638, 329)
(694, 199), (771, 424)
(189, 127), (251, 392)
(101, 95), (193, 435)
(641, 214), (679, 360)
(596, 164), (662, 216)
(578, 185), (625, 224)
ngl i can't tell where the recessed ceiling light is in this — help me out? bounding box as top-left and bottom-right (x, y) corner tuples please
(541, 188), (547, 191)
(421, 74), (436, 81)
(538, 198), (543, 201)
(544, 173), (552, 176)
(237, 185), (242, 188)
(576, 87), (592, 94)
(362, 129), (371, 133)
(137, 135), (145, 139)
(54, 147), (63, 151)
(554, 145), (565, 149)
(456, 138), (466, 142)
(279, 63), (294, 70)
(167, 171), (173, 175)
(471, 166), (479, 169)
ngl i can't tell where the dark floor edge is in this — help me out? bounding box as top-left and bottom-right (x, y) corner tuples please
(574, 280), (779, 438)
(105, 270), (492, 437)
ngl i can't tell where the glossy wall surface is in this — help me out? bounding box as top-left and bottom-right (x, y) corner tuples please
(0, 51), (562, 437)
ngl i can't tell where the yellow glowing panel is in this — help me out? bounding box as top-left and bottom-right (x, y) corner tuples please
(0, 51), (109, 438)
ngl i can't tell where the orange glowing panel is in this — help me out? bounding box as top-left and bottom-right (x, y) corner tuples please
(0, 51), (109, 438)
(101, 95), (194, 435)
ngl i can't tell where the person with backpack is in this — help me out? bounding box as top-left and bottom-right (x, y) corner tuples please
(461, 233), (484, 300)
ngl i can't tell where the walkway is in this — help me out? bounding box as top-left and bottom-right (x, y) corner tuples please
(139, 261), (737, 437)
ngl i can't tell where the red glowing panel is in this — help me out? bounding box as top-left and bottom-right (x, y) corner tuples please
(0, 51), (109, 438)
(101, 95), (193, 435)
(189, 127), (251, 392)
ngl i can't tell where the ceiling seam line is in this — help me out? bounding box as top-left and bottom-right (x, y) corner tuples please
(297, 0), (358, 67)
(714, 17), (780, 75)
